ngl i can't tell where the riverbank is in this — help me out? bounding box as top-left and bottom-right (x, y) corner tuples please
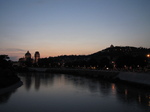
(118, 72), (150, 87)
(27, 67), (150, 87)
(0, 68), (21, 88)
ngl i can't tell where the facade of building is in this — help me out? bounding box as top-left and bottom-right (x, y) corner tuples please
(19, 51), (40, 66)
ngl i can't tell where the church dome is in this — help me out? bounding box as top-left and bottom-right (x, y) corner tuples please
(25, 51), (31, 56)
(25, 51), (31, 59)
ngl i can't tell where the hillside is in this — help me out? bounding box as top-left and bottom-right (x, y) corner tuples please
(90, 45), (150, 58)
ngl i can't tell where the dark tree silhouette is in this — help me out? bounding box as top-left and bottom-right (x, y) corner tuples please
(0, 55), (11, 69)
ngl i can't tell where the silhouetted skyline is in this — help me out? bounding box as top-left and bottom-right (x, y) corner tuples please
(0, 0), (150, 61)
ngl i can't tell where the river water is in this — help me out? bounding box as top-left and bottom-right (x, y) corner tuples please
(0, 72), (150, 112)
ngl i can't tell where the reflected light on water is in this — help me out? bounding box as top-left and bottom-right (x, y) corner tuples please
(111, 83), (116, 95)
(148, 101), (150, 107)
(125, 89), (128, 96)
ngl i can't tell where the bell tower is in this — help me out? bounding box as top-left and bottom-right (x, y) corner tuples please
(34, 51), (40, 63)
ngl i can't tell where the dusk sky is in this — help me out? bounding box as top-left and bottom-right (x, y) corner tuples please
(0, 0), (150, 61)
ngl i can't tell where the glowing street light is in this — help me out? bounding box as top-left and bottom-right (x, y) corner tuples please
(147, 54), (150, 67)
(147, 54), (150, 58)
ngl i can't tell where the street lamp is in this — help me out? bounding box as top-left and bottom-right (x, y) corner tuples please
(146, 54), (150, 67)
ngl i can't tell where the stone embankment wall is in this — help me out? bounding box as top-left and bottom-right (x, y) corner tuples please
(118, 72), (150, 86)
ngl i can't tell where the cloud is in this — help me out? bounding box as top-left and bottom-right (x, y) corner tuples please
(6, 48), (26, 52)
(0, 48), (26, 52)
(0, 48), (27, 61)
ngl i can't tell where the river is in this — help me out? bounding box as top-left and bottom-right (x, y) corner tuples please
(0, 72), (150, 112)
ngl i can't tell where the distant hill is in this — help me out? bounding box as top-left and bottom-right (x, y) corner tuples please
(89, 45), (150, 59)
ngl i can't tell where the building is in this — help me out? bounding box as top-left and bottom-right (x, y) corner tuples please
(19, 51), (40, 66)
(25, 51), (31, 61)
(34, 51), (40, 63)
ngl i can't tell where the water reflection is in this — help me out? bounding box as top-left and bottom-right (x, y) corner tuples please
(0, 73), (143, 112)
(18, 72), (150, 111)
(35, 74), (40, 90)
(63, 74), (112, 96)
(19, 72), (55, 91)
(25, 73), (32, 90)
(115, 83), (150, 110)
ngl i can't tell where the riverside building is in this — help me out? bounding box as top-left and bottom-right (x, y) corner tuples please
(19, 51), (40, 66)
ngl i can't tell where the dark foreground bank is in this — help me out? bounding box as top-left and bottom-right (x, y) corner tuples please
(0, 68), (21, 88)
